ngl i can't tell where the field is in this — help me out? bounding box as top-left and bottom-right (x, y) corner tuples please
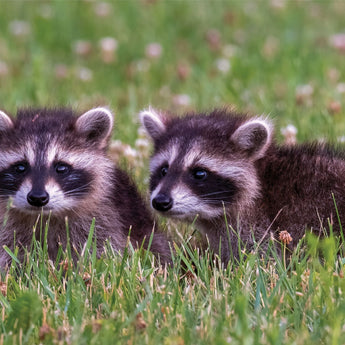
(1, 1), (345, 344)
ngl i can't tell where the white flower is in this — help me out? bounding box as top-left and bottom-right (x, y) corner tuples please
(0, 61), (9, 77)
(99, 37), (118, 63)
(134, 59), (150, 72)
(173, 94), (191, 107)
(295, 84), (314, 105)
(75, 67), (93, 81)
(296, 84), (313, 97)
(336, 83), (345, 94)
(39, 4), (53, 19)
(135, 138), (150, 151)
(54, 64), (68, 79)
(206, 29), (221, 50)
(9, 20), (31, 37)
(270, 0), (286, 9)
(281, 124), (297, 145)
(137, 126), (148, 139)
(329, 33), (345, 52)
(215, 58), (231, 74)
(99, 37), (118, 52)
(94, 2), (112, 17)
(281, 124), (297, 136)
(73, 40), (92, 57)
(123, 146), (138, 160)
(145, 43), (162, 59)
(222, 44), (237, 58)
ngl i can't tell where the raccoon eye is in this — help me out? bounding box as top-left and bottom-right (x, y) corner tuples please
(55, 162), (70, 174)
(192, 169), (208, 180)
(160, 165), (169, 177)
(14, 163), (27, 174)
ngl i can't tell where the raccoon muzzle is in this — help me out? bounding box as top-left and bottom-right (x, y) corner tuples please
(152, 193), (173, 212)
(27, 189), (49, 207)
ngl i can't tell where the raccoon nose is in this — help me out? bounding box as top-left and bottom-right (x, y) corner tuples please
(152, 194), (173, 212)
(27, 190), (50, 207)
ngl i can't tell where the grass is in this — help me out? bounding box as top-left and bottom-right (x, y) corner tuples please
(1, 232), (345, 345)
(1, 1), (345, 344)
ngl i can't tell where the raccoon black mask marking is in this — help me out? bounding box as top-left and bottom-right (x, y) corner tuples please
(0, 107), (171, 268)
(141, 107), (345, 263)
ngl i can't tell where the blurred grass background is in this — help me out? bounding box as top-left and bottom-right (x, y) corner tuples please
(1, 1), (345, 144)
(1, 1), (345, 344)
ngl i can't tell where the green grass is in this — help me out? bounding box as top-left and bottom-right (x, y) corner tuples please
(1, 1), (345, 344)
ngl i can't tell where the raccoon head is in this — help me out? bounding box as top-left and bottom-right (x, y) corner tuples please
(140, 107), (273, 221)
(0, 107), (113, 216)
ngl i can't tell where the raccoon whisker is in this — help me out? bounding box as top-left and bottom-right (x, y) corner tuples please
(63, 192), (89, 197)
(200, 197), (234, 202)
(200, 191), (237, 198)
(68, 207), (86, 220)
(201, 197), (232, 201)
(62, 190), (91, 197)
(62, 183), (94, 195)
(202, 200), (232, 205)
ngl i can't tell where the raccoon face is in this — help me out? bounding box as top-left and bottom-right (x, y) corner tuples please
(140, 108), (273, 221)
(0, 107), (113, 215)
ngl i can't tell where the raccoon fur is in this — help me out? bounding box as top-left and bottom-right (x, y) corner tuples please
(0, 107), (171, 268)
(140, 107), (345, 263)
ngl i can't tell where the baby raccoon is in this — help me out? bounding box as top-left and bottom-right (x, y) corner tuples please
(141, 107), (345, 263)
(0, 107), (171, 268)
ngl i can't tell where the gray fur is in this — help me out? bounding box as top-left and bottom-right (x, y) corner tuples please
(0, 107), (171, 268)
(141, 107), (345, 263)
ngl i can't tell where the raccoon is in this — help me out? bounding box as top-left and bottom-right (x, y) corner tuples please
(140, 107), (345, 263)
(0, 107), (171, 268)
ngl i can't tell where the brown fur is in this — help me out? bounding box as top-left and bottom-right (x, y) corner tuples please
(0, 107), (171, 268)
(141, 107), (345, 263)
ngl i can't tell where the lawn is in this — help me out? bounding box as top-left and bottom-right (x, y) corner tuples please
(1, 1), (345, 344)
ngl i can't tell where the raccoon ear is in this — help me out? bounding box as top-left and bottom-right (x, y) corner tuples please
(76, 107), (114, 149)
(0, 110), (14, 131)
(231, 118), (273, 159)
(140, 108), (166, 140)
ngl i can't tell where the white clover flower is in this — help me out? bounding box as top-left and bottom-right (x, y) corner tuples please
(99, 37), (118, 63)
(0, 61), (9, 77)
(270, 0), (286, 9)
(262, 36), (279, 59)
(123, 146), (138, 163)
(145, 43), (163, 59)
(281, 124), (297, 145)
(296, 84), (313, 97)
(336, 83), (345, 94)
(94, 2), (112, 17)
(75, 67), (93, 81)
(172, 94), (191, 107)
(134, 59), (150, 72)
(135, 138), (150, 151)
(329, 33), (345, 52)
(73, 40), (92, 57)
(39, 4), (53, 19)
(295, 84), (314, 105)
(99, 37), (118, 52)
(222, 44), (237, 58)
(206, 29), (221, 50)
(215, 58), (231, 74)
(9, 20), (31, 37)
(54, 64), (68, 79)
(110, 140), (124, 151)
(137, 126), (148, 139)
